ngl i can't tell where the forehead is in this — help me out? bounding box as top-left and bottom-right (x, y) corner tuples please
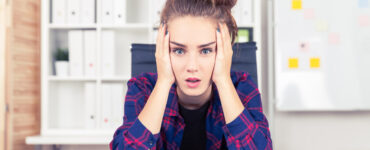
(168, 16), (217, 47)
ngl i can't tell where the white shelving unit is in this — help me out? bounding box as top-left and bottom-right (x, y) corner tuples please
(26, 0), (262, 147)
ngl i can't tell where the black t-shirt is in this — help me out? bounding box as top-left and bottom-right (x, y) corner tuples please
(179, 101), (228, 150)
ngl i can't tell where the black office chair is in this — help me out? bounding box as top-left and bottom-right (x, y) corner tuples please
(131, 42), (258, 87)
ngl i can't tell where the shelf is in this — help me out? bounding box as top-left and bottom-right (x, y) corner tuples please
(48, 76), (97, 81)
(42, 129), (115, 136)
(49, 24), (97, 29)
(238, 23), (255, 28)
(26, 135), (112, 145)
(48, 76), (132, 82)
(100, 23), (151, 29)
(101, 76), (131, 81)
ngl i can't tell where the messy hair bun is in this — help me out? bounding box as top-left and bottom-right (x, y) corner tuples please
(160, 0), (238, 44)
(212, 0), (237, 10)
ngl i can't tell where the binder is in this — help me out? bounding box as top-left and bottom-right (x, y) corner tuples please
(83, 30), (97, 77)
(113, 0), (126, 25)
(151, 0), (166, 25)
(67, 0), (81, 24)
(239, 0), (253, 25)
(52, 0), (67, 24)
(101, 30), (115, 77)
(80, 0), (95, 24)
(101, 84), (112, 129)
(232, 1), (241, 26)
(84, 82), (96, 129)
(101, 0), (114, 24)
(111, 83), (124, 128)
(68, 30), (84, 76)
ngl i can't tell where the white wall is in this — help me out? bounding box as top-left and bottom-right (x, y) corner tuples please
(274, 111), (370, 149)
(260, 0), (370, 149)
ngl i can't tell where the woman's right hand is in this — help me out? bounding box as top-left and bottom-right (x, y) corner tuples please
(155, 23), (175, 85)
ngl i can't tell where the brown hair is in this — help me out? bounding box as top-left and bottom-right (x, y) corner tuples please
(160, 0), (238, 44)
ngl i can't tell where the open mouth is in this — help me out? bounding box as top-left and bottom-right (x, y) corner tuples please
(186, 78), (201, 88)
(186, 79), (200, 82)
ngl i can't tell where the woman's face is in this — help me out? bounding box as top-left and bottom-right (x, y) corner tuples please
(167, 16), (217, 97)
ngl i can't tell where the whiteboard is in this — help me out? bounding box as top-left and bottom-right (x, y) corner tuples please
(274, 0), (370, 111)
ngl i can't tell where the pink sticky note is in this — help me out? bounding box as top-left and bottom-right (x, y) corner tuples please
(359, 15), (370, 27)
(328, 33), (341, 45)
(304, 8), (315, 20)
(299, 42), (310, 52)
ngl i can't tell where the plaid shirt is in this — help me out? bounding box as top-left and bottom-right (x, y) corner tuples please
(110, 71), (273, 150)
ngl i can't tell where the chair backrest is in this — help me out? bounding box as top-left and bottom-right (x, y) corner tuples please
(131, 42), (258, 87)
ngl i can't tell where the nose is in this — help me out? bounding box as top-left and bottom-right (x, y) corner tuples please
(186, 52), (198, 73)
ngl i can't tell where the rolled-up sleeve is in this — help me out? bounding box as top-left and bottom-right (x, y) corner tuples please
(222, 72), (273, 150)
(110, 77), (160, 150)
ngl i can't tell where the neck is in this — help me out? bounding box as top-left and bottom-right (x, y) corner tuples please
(177, 84), (213, 110)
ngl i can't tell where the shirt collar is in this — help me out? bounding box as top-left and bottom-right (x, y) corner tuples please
(163, 82), (219, 117)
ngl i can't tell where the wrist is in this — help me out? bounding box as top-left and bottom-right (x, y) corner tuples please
(156, 78), (174, 88)
(214, 76), (232, 86)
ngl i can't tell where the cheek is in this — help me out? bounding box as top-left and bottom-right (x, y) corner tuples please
(170, 55), (184, 74)
(199, 56), (216, 75)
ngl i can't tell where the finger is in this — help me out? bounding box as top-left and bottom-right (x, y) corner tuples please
(157, 23), (165, 55)
(221, 23), (232, 54)
(220, 23), (226, 55)
(156, 23), (163, 54)
(163, 30), (170, 57)
(222, 23), (231, 45)
(216, 23), (224, 58)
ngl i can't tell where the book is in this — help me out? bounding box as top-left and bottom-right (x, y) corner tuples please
(101, 0), (114, 24)
(80, 0), (95, 24)
(68, 30), (84, 76)
(67, 0), (81, 24)
(83, 30), (97, 77)
(101, 30), (115, 77)
(84, 82), (96, 129)
(113, 0), (126, 25)
(52, 0), (67, 24)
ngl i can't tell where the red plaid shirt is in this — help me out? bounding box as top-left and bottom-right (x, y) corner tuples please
(110, 71), (273, 150)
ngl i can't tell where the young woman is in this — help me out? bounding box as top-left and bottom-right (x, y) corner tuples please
(110, 0), (272, 149)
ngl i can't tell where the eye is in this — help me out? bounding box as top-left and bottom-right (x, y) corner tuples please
(201, 48), (212, 54)
(173, 48), (184, 55)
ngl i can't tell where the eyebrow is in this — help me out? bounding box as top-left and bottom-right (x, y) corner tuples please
(170, 41), (216, 48)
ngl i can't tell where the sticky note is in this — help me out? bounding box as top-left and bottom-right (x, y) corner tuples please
(304, 9), (315, 20)
(299, 42), (310, 52)
(292, 0), (302, 10)
(358, 0), (369, 8)
(288, 58), (299, 68)
(358, 15), (370, 27)
(328, 33), (341, 45)
(237, 29), (249, 42)
(315, 20), (328, 32)
(310, 58), (320, 68)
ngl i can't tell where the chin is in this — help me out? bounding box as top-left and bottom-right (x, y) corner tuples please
(183, 88), (204, 96)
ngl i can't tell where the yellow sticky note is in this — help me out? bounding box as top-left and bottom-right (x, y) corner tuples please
(288, 58), (299, 68)
(310, 58), (320, 68)
(292, 0), (302, 10)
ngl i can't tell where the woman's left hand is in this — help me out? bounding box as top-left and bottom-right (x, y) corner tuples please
(212, 22), (233, 84)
